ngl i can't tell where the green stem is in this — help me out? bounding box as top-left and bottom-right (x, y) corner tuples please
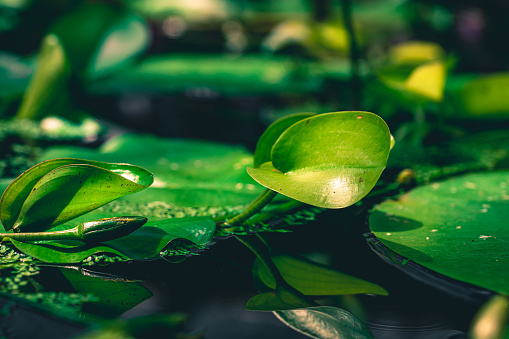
(0, 229), (76, 242)
(341, 0), (362, 110)
(223, 188), (278, 227)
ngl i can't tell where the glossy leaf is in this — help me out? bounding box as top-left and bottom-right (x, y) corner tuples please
(0, 158), (153, 232)
(274, 306), (373, 339)
(254, 254), (388, 296)
(7, 217), (215, 263)
(404, 60), (446, 102)
(370, 171), (509, 294)
(60, 268), (152, 317)
(248, 112), (391, 208)
(246, 285), (315, 311)
(253, 113), (316, 168)
(15, 34), (70, 120)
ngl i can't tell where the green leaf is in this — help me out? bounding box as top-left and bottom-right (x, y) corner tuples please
(7, 217), (215, 263)
(248, 112), (391, 208)
(14, 34), (70, 120)
(37, 134), (264, 207)
(457, 73), (509, 118)
(90, 54), (322, 96)
(0, 158), (153, 232)
(88, 11), (149, 78)
(246, 285), (316, 311)
(388, 40), (444, 66)
(60, 268), (152, 317)
(48, 3), (120, 74)
(274, 306), (373, 339)
(254, 113), (316, 168)
(369, 171), (509, 294)
(404, 60), (446, 102)
(254, 254), (388, 296)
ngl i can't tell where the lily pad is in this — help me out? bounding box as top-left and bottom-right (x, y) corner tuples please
(7, 216), (215, 263)
(369, 171), (509, 295)
(274, 306), (373, 339)
(37, 134), (265, 207)
(248, 112), (391, 208)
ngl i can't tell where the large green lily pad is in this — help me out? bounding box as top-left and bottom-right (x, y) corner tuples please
(369, 171), (509, 294)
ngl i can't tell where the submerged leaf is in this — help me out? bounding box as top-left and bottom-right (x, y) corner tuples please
(274, 306), (373, 339)
(0, 158), (153, 232)
(254, 254), (388, 296)
(61, 268), (152, 317)
(246, 285), (315, 311)
(248, 112), (391, 208)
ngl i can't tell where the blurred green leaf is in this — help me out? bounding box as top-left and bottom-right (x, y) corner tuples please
(388, 40), (444, 66)
(0, 158), (153, 232)
(15, 34), (70, 120)
(88, 11), (149, 79)
(275, 306), (373, 339)
(254, 254), (388, 296)
(248, 112), (391, 208)
(469, 295), (509, 339)
(457, 73), (509, 118)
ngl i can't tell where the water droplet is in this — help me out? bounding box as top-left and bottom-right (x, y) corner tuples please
(357, 115), (363, 119)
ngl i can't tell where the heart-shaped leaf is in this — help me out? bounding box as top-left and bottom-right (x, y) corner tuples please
(369, 171), (509, 295)
(7, 217), (215, 263)
(254, 254), (388, 296)
(0, 158), (153, 232)
(274, 306), (373, 339)
(15, 34), (70, 120)
(253, 113), (316, 168)
(248, 112), (391, 208)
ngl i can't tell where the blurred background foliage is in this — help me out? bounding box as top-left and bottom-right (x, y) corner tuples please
(1, 0), (508, 150)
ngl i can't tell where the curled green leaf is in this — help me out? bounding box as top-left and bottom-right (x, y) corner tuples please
(0, 158), (153, 232)
(254, 113), (316, 168)
(248, 112), (391, 208)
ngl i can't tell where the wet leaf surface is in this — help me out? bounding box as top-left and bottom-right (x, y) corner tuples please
(370, 171), (509, 294)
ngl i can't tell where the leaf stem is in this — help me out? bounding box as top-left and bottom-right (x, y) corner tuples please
(0, 229), (76, 242)
(341, 0), (362, 110)
(223, 188), (278, 227)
